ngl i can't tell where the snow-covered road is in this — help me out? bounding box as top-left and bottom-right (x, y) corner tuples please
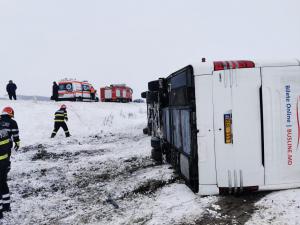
(1, 100), (300, 225)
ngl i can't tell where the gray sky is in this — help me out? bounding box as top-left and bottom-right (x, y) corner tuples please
(0, 0), (299, 98)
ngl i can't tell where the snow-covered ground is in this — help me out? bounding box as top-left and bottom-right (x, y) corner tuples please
(0, 100), (216, 225)
(4, 100), (147, 145)
(1, 100), (300, 225)
(246, 190), (300, 225)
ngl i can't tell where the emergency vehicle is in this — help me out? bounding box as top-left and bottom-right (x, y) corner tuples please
(100, 84), (133, 102)
(142, 59), (300, 195)
(58, 79), (98, 102)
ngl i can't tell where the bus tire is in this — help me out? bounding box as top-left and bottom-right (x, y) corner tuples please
(151, 137), (161, 149)
(143, 127), (148, 135)
(151, 148), (162, 164)
(147, 92), (158, 104)
(148, 80), (159, 92)
(141, 91), (147, 99)
(76, 97), (83, 102)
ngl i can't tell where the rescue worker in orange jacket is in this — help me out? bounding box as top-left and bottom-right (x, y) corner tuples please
(0, 107), (20, 219)
(51, 104), (70, 138)
(90, 86), (96, 100)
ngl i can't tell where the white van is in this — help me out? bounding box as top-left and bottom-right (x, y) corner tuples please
(58, 80), (98, 102)
(143, 59), (300, 195)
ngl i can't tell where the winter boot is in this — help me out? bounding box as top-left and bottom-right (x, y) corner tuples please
(51, 132), (56, 138)
(0, 211), (3, 219)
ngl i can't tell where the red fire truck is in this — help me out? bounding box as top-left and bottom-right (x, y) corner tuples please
(100, 84), (133, 102)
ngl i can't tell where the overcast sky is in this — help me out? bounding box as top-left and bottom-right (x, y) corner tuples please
(0, 0), (299, 98)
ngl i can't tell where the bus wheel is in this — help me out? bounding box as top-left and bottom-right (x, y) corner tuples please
(151, 148), (162, 164)
(148, 80), (159, 92)
(151, 137), (160, 149)
(141, 91), (147, 98)
(143, 127), (148, 135)
(76, 97), (83, 102)
(147, 92), (158, 104)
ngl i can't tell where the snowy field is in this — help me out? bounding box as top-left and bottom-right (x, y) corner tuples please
(0, 100), (215, 225)
(0, 100), (300, 225)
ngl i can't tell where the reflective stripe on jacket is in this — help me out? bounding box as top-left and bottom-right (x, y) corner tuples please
(54, 110), (68, 122)
(0, 153), (8, 160)
(0, 139), (10, 146)
(0, 114), (20, 157)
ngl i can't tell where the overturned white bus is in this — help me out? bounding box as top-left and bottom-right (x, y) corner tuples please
(142, 59), (300, 195)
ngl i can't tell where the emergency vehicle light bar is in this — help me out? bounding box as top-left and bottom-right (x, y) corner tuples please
(214, 60), (255, 71)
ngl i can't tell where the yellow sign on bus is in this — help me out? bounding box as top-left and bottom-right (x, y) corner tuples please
(224, 113), (232, 144)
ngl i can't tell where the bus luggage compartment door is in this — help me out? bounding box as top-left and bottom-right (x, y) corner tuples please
(213, 68), (264, 189)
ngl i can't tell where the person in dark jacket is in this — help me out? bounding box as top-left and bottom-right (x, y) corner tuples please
(6, 81), (17, 100)
(51, 104), (70, 138)
(52, 82), (59, 101)
(0, 107), (20, 219)
(90, 86), (96, 100)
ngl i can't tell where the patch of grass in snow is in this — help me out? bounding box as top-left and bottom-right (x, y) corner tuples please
(21, 143), (52, 153)
(125, 177), (179, 197)
(31, 148), (107, 161)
